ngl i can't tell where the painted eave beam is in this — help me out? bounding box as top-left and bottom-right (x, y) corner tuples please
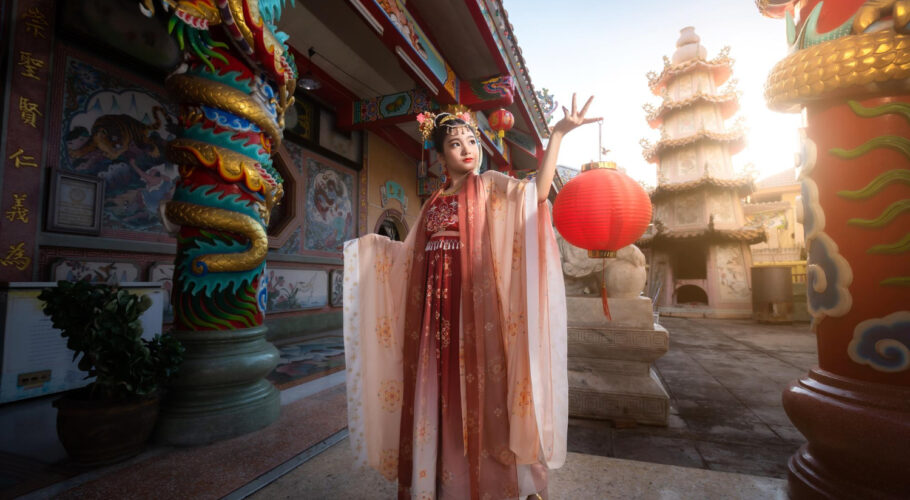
(346, 0), (460, 104)
(338, 76), (515, 130)
(460, 75), (515, 109)
(339, 88), (434, 130)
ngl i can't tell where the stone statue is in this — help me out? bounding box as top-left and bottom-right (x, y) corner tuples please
(604, 244), (648, 298)
(555, 229), (647, 298)
(556, 229), (604, 296)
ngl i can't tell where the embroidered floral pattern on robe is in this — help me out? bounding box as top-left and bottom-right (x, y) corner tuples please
(425, 194), (459, 234)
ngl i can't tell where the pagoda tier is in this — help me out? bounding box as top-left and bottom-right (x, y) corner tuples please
(639, 27), (760, 319)
(647, 46), (733, 95)
(642, 127), (746, 163)
(645, 87), (740, 128)
(646, 178), (762, 245)
(638, 224), (766, 247)
(649, 174), (754, 202)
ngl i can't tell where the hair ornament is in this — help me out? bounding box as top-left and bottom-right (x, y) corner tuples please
(417, 111), (438, 141)
(416, 106), (484, 178)
(416, 106), (479, 144)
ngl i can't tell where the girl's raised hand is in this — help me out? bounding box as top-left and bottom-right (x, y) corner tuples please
(551, 93), (600, 136)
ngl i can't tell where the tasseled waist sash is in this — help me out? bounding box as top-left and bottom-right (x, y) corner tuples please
(425, 238), (462, 252)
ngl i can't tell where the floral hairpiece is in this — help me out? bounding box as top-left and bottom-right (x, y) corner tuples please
(416, 109), (478, 142)
(417, 111), (437, 141)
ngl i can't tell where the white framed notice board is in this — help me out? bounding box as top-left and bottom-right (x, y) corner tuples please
(0, 282), (164, 404)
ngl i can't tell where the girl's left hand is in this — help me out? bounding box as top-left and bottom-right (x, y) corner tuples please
(551, 93), (600, 136)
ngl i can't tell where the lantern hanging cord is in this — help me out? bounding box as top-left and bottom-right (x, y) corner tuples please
(601, 257), (612, 320)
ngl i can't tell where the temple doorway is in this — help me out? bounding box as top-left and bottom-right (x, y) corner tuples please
(374, 209), (408, 242)
(676, 284), (709, 305)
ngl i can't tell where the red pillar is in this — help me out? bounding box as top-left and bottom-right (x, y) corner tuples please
(761, 2), (910, 497)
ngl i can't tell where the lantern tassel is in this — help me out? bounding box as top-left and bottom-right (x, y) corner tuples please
(601, 259), (611, 320)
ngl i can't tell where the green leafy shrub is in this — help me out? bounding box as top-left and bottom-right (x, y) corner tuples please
(38, 280), (184, 400)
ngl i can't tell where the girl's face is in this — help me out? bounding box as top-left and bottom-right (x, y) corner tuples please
(440, 127), (479, 176)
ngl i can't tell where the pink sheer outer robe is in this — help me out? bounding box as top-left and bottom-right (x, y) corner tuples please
(343, 171), (567, 498)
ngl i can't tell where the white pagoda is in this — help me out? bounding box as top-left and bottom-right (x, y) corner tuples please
(638, 27), (764, 318)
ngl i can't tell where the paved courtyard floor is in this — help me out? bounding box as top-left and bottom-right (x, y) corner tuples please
(251, 317), (811, 499)
(567, 316), (817, 479)
(250, 434), (787, 499)
(8, 317), (814, 498)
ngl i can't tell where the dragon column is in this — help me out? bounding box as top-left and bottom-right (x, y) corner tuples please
(141, 0), (296, 445)
(757, 1), (910, 497)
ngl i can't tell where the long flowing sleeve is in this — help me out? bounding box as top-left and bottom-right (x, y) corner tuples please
(343, 230), (416, 477)
(480, 170), (568, 469)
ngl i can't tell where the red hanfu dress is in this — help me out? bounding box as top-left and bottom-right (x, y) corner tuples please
(421, 193), (468, 496)
(343, 171), (568, 500)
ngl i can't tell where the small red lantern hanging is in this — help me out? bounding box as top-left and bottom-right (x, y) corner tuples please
(553, 161), (652, 318)
(488, 108), (514, 139)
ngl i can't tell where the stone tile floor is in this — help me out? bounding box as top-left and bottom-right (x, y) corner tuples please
(567, 316), (816, 479)
(251, 317), (811, 500)
(250, 435), (787, 499)
(4, 317), (814, 498)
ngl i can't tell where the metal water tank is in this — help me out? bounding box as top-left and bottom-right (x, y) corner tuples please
(751, 266), (793, 323)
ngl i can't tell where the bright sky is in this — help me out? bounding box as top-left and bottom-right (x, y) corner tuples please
(504, 0), (804, 186)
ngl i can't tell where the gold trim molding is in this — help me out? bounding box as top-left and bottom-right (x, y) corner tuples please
(765, 30), (910, 111)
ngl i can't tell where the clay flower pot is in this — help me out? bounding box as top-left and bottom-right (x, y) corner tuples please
(53, 390), (160, 466)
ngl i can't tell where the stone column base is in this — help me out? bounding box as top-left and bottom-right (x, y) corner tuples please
(156, 325), (280, 446)
(568, 367), (669, 425)
(566, 319), (671, 426)
(783, 368), (910, 499)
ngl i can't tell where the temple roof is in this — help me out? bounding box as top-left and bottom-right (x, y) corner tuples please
(642, 127), (746, 163)
(638, 224), (766, 247)
(647, 47), (734, 96)
(645, 90), (740, 128)
(553, 165), (580, 193)
(651, 175), (754, 201)
(479, 2), (552, 137)
(756, 167), (798, 189)
(743, 200), (791, 214)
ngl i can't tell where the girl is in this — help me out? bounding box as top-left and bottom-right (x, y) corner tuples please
(344, 95), (597, 499)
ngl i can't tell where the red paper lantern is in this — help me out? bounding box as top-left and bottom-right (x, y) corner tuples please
(553, 161), (652, 258)
(488, 108), (514, 139)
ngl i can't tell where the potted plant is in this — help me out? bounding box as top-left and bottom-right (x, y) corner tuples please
(38, 280), (184, 465)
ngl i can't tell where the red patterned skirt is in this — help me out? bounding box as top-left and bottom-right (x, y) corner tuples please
(421, 235), (468, 495)
(415, 234), (549, 498)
